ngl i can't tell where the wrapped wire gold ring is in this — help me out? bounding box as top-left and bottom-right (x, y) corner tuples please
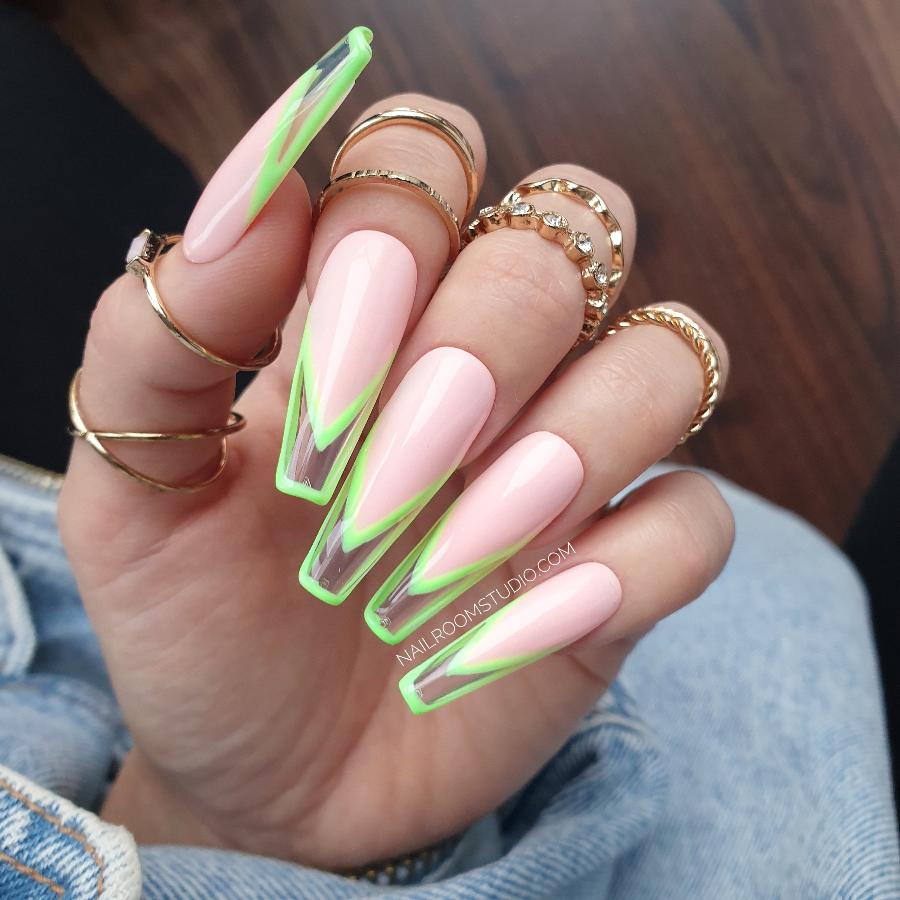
(126, 229), (282, 370)
(68, 369), (246, 492)
(601, 306), (721, 442)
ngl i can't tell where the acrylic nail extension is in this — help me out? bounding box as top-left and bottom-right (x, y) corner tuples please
(183, 27), (373, 263)
(299, 348), (496, 604)
(276, 232), (417, 504)
(366, 432), (584, 643)
(399, 562), (622, 713)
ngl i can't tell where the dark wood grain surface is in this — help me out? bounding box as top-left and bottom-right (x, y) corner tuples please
(49, 0), (899, 540)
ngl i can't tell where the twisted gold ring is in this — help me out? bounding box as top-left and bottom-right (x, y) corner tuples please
(317, 170), (462, 260)
(331, 107), (478, 219)
(126, 229), (282, 370)
(68, 369), (246, 492)
(601, 306), (721, 442)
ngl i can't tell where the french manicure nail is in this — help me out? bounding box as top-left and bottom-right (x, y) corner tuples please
(183, 26), (373, 263)
(276, 232), (417, 504)
(398, 562), (621, 713)
(299, 347), (496, 604)
(366, 432), (583, 643)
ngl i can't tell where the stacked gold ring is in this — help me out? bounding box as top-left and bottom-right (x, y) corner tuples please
(317, 107), (478, 261)
(330, 107), (478, 218)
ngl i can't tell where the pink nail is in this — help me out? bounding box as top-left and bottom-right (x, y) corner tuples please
(367, 432), (584, 642)
(276, 231), (417, 504)
(300, 347), (496, 603)
(399, 562), (622, 712)
(183, 28), (372, 263)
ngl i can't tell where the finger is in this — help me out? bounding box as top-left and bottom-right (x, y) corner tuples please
(257, 94), (486, 503)
(63, 171), (310, 515)
(397, 469), (734, 715)
(468, 302), (730, 546)
(381, 164), (637, 463)
(265, 92), (488, 388)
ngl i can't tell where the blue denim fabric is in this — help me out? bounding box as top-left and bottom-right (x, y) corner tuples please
(0, 465), (897, 899)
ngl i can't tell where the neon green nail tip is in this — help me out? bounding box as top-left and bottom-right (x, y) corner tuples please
(248, 26), (374, 222)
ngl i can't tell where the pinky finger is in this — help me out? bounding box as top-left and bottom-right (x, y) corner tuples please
(399, 469), (734, 712)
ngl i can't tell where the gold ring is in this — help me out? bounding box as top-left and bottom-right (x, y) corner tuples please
(502, 178), (625, 309)
(463, 201), (611, 344)
(317, 170), (461, 261)
(125, 229), (282, 370)
(68, 369), (246, 491)
(331, 107), (478, 219)
(601, 306), (721, 442)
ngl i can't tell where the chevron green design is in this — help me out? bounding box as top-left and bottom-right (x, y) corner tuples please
(275, 323), (389, 504)
(365, 509), (538, 644)
(247, 26), (372, 223)
(298, 439), (462, 604)
(397, 605), (560, 714)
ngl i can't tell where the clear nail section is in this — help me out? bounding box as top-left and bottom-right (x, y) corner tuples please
(299, 348), (496, 604)
(398, 562), (622, 713)
(366, 432), (584, 643)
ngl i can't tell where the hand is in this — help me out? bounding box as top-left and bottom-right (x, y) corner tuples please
(58, 91), (733, 869)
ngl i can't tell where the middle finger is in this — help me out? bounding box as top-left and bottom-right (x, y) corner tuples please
(382, 163), (637, 462)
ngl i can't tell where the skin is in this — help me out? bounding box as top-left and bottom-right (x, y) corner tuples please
(58, 94), (734, 870)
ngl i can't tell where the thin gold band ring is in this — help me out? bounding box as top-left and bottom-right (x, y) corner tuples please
(126, 229), (282, 371)
(331, 107), (479, 219)
(317, 169), (462, 261)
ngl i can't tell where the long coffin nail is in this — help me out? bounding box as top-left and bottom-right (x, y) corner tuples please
(366, 432), (583, 643)
(399, 562), (621, 713)
(299, 348), (495, 604)
(183, 26), (373, 263)
(276, 232), (417, 504)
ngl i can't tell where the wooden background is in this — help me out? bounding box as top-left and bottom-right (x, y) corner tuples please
(45, 0), (899, 541)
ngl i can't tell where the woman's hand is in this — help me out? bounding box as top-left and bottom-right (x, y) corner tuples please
(58, 92), (733, 869)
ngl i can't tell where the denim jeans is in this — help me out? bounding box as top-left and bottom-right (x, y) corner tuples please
(0, 465), (897, 899)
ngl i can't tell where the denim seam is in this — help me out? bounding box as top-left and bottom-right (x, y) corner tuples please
(0, 775), (106, 895)
(0, 848), (64, 896)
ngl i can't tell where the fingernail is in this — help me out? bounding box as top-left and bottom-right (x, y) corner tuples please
(366, 432), (583, 643)
(399, 562), (621, 713)
(300, 348), (495, 604)
(276, 232), (417, 504)
(183, 26), (373, 263)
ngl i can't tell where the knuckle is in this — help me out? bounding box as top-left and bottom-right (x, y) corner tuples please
(591, 341), (673, 432)
(661, 472), (734, 584)
(85, 279), (129, 363)
(474, 231), (582, 338)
